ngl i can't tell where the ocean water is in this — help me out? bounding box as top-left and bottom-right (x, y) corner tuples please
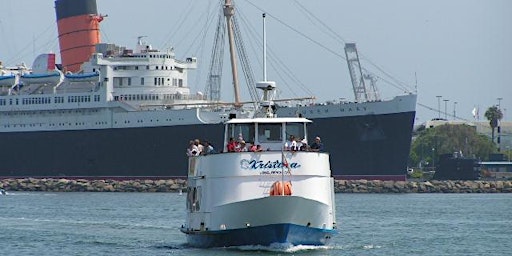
(0, 192), (510, 256)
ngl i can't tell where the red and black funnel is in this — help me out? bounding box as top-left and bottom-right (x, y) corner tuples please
(55, 0), (103, 72)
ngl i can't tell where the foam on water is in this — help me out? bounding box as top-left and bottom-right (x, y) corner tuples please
(232, 242), (332, 253)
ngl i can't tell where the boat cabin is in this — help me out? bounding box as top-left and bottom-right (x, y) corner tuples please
(223, 117), (312, 152)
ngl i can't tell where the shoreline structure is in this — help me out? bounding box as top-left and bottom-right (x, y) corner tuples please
(1, 178), (511, 193)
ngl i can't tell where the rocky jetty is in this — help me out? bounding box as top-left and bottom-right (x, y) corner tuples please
(335, 180), (512, 193)
(0, 178), (187, 193)
(1, 178), (511, 193)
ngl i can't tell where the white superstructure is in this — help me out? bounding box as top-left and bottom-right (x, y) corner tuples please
(0, 39), (253, 133)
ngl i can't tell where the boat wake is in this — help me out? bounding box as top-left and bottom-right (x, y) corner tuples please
(232, 243), (333, 253)
(362, 244), (382, 249)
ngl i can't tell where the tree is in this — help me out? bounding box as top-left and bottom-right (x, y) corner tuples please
(409, 124), (496, 168)
(484, 106), (503, 143)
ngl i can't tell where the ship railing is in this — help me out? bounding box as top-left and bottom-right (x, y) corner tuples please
(163, 96), (316, 109)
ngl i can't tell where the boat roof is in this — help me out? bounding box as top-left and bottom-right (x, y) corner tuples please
(226, 117), (312, 124)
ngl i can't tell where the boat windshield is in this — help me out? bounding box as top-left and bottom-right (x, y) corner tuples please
(227, 123), (255, 142)
(285, 122), (306, 142)
(258, 123), (282, 143)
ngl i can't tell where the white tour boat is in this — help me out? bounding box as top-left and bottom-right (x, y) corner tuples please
(181, 75), (337, 247)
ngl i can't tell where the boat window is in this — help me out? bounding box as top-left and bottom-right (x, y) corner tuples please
(285, 122), (306, 142)
(258, 123), (282, 142)
(227, 123), (255, 143)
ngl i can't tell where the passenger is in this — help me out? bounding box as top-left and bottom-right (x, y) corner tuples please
(186, 140), (199, 156)
(249, 142), (257, 152)
(227, 137), (236, 152)
(194, 139), (204, 155)
(298, 138), (308, 151)
(309, 136), (324, 152)
(255, 144), (263, 152)
(284, 135), (297, 151)
(236, 140), (248, 152)
(203, 141), (216, 155)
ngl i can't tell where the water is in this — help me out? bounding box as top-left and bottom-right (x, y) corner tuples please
(1, 192), (510, 255)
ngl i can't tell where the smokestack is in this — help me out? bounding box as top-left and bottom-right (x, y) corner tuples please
(55, 0), (103, 72)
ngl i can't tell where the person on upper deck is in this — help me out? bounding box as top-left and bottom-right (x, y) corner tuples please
(203, 141), (216, 155)
(284, 135), (297, 151)
(236, 140), (248, 152)
(194, 139), (204, 155)
(309, 136), (324, 152)
(249, 142), (257, 152)
(227, 137), (236, 152)
(187, 140), (199, 156)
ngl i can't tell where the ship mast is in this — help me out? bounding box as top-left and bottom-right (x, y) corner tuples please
(224, 0), (242, 108)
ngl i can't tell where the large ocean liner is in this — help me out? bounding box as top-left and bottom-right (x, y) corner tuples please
(0, 0), (416, 180)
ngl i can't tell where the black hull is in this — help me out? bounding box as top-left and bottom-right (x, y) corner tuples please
(0, 111), (415, 180)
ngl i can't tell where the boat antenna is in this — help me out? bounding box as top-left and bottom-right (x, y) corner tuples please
(256, 13), (276, 118)
(263, 13), (267, 82)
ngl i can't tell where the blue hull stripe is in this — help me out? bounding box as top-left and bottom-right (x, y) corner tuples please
(181, 223), (336, 248)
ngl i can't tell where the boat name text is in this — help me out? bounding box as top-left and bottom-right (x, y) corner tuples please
(240, 159), (301, 170)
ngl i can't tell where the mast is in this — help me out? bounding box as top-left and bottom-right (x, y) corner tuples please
(224, 0), (242, 107)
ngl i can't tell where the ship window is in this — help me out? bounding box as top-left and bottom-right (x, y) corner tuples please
(258, 123), (282, 142)
(179, 79), (183, 87)
(227, 123), (255, 144)
(141, 77), (144, 85)
(146, 65), (150, 70)
(128, 78), (131, 86)
(285, 123), (306, 143)
(156, 66), (158, 70)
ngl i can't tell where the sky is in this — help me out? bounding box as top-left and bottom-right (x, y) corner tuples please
(0, 0), (511, 124)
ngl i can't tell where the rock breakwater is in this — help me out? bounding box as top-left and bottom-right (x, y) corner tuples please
(1, 178), (511, 193)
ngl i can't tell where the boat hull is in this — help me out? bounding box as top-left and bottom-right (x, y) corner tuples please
(182, 150), (336, 248)
(182, 223), (335, 248)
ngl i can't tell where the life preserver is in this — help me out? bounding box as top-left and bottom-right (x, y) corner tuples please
(269, 181), (292, 196)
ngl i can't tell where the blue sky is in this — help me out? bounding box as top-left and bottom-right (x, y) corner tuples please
(1, 0), (510, 124)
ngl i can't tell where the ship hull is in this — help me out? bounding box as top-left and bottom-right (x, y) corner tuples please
(0, 109), (414, 180)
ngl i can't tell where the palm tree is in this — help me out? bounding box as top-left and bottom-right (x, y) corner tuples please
(484, 106), (503, 143)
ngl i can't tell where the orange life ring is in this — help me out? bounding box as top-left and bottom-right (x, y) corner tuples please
(269, 181), (292, 196)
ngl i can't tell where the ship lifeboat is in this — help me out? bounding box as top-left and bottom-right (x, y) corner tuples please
(0, 74), (16, 87)
(64, 72), (100, 83)
(20, 71), (62, 85)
